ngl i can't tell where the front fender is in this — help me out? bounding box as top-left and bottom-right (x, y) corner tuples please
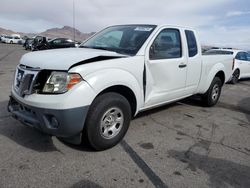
(83, 68), (144, 113)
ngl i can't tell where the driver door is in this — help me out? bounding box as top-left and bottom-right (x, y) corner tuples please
(144, 28), (187, 107)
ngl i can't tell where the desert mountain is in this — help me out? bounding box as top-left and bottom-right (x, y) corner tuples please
(40, 26), (94, 41)
(0, 26), (94, 42)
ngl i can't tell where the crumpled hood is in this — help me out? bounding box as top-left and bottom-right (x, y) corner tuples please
(20, 48), (125, 70)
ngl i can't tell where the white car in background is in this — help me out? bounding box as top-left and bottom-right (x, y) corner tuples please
(4, 35), (22, 44)
(204, 49), (250, 84)
(1, 36), (10, 43)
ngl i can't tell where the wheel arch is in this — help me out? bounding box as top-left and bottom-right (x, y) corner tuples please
(198, 62), (227, 94)
(82, 68), (144, 116)
(96, 85), (137, 117)
(215, 71), (225, 85)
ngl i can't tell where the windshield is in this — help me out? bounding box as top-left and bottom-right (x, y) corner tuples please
(80, 25), (157, 56)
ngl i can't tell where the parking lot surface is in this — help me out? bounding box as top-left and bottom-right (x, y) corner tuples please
(0, 43), (250, 188)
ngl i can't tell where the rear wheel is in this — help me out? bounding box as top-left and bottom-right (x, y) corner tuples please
(84, 92), (131, 151)
(10, 41), (13, 44)
(231, 69), (240, 84)
(202, 77), (222, 107)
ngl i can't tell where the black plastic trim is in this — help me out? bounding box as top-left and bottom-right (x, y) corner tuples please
(143, 64), (146, 100)
(8, 95), (89, 138)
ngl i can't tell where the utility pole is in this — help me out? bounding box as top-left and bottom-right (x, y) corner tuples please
(73, 0), (76, 41)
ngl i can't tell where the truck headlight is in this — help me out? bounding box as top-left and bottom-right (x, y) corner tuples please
(42, 71), (82, 93)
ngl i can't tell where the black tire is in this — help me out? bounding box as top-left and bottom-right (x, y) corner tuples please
(84, 92), (131, 151)
(10, 41), (13, 44)
(231, 69), (240, 84)
(202, 77), (222, 107)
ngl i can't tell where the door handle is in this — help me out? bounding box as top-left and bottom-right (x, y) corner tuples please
(179, 63), (187, 68)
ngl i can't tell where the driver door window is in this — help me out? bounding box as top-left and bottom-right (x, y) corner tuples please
(150, 29), (182, 60)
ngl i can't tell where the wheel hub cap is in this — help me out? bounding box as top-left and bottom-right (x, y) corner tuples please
(100, 107), (124, 139)
(212, 84), (219, 101)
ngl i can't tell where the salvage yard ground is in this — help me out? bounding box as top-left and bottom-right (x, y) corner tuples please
(0, 43), (250, 188)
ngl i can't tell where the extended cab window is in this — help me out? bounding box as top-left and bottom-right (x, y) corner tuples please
(185, 30), (198, 57)
(150, 29), (182, 60)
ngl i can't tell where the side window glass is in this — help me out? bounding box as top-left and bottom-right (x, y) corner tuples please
(247, 53), (250, 61)
(236, 52), (247, 61)
(243, 52), (248, 61)
(185, 30), (198, 57)
(235, 53), (240, 60)
(149, 29), (182, 60)
(53, 39), (61, 44)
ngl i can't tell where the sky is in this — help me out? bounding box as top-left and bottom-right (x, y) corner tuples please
(0, 0), (250, 50)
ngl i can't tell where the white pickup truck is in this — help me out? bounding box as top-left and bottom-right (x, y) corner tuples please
(8, 24), (233, 150)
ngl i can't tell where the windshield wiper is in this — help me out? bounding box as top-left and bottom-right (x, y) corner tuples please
(92, 46), (115, 52)
(79, 46), (92, 49)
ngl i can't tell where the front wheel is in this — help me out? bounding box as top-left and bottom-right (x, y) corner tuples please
(84, 92), (131, 151)
(202, 77), (222, 107)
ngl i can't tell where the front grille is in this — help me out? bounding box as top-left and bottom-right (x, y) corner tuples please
(18, 74), (34, 97)
(32, 70), (52, 93)
(14, 65), (40, 97)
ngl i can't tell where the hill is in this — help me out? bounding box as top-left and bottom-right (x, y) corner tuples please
(0, 26), (94, 42)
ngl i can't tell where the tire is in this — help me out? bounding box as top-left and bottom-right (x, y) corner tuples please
(10, 41), (13, 44)
(231, 69), (240, 84)
(84, 92), (131, 151)
(202, 77), (222, 107)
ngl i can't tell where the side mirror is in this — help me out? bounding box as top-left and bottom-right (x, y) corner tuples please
(149, 45), (155, 59)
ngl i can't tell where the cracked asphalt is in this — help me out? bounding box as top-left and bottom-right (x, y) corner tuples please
(0, 43), (250, 188)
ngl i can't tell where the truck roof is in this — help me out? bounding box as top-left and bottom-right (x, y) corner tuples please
(109, 24), (195, 31)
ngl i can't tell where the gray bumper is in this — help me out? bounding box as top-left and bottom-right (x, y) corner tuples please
(8, 95), (89, 139)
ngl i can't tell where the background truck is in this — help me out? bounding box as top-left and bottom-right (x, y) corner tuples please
(8, 24), (233, 150)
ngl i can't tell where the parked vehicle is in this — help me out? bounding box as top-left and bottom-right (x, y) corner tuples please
(204, 49), (250, 83)
(33, 37), (77, 51)
(30, 36), (44, 51)
(1, 36), (11, 43)
(48, 38), (77, 49)
(23, 38), (34, 50)
(3, 35), (22, 44)
(8, 24), (233, 150)
(0, 35), (4, 42)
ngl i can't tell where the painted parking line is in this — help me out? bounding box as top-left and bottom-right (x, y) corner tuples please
(120, 140), (168, 188)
